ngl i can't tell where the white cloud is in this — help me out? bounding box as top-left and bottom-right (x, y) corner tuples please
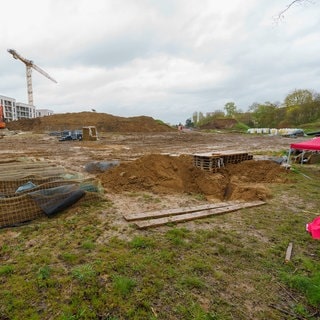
(1, 0), (320, 124)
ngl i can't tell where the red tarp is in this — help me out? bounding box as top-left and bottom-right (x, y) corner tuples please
(290, 137), (320, 151)
(306, 216), (320, 239)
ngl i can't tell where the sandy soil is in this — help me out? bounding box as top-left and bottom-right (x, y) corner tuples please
(0, 129), (299, 234)
(0, 131), (294, 194)
(0, 129), (298, 166)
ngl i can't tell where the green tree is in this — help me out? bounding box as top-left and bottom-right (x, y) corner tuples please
(224, 102), (237, 117)
(283, 89), (320, 125)
(250, 102), (279, 127)
(192, 112), (198, 125)
(185, 118), (194, 128)
(284, 89), (313, 107)
(198, 112), (204, 123)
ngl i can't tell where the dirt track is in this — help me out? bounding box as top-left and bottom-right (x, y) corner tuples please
(0, 130), (297, 195)
(0, 130), (299, 165)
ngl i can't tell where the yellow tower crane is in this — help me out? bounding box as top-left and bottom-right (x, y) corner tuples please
(7, 49), (57, 106)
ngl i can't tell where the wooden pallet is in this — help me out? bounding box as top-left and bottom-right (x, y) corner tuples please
(220, 151), (253, 164)
(193, 151), (253, 172)
(124, 200), (266, 229)
(193, 154), (223, 172)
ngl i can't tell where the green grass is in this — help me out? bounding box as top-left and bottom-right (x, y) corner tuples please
(0, 265), (14, 276)
(1, 164), (320, 319)
(112, 275), (137, 297)
(71, 264), (97, 283)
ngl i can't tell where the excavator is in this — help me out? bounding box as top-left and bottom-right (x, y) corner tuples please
(0, 104), (6, 129)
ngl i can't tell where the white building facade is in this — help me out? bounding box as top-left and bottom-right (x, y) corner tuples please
(36, 109), (54, 117)
(0, 95), (17, 121)
(0, 94), (53, 121)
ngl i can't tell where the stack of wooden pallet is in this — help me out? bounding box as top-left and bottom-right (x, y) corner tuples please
(193, 151), (253, 172)
(220, 151), (253, 164)
(193, 154), (223, 172)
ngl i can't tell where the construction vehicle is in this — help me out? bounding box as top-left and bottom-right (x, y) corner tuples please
(82, 126), (98, 141)
(59, 130), (83, 141)
(0, 104), (6, 129)
(7, 49), (57, 106)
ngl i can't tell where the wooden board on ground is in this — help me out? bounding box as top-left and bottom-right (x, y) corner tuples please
(126, 200), (266, 229)
(123, 201), (240, 221)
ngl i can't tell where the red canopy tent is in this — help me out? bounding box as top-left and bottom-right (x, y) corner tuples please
(290, 137), (320, 151)
(288, 137), (320, 164)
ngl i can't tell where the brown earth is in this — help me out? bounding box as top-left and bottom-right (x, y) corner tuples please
(199, 118), (238, 129)
(99, 154), (290, 201)
(6, 112), (174, 132)
(0, 114), (312, 320)
(0, 113), (300, 224)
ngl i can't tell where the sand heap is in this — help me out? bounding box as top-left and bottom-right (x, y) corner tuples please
(6, 112), (174, 133)
(99, 155), (291, 201)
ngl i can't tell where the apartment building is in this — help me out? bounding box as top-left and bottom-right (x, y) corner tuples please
(16, 102), (36, 119)
(0, 95), (17, 121)
(0, 94), (52, 121)
(36, 109), (54, 117)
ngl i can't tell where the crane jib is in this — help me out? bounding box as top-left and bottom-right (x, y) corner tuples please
(7, 48), (57, 106)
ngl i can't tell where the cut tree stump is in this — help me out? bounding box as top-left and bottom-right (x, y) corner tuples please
(125, 200), (266, 229)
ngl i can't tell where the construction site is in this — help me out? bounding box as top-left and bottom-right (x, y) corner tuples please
(0, 112), (297, 229)
(1, 0), (320, 313)
(1, 112), (320, 319)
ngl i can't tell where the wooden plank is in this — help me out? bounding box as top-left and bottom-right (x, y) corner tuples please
(134, 201), (265, 229)
(124, 201), (240, 221)
(285, 242), (293, 263)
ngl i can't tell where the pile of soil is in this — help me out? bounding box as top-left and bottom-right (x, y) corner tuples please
(99, 155), (291, 201)
(199, 118), (238, 130)
(6, 112), (174, 133)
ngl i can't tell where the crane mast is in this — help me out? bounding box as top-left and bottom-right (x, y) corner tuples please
(7, 49), (57, 106)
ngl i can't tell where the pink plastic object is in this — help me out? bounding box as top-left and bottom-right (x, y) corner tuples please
(306, 216), (320, 239)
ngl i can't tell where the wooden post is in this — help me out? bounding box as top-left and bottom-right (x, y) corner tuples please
(285, 242), (293, 263)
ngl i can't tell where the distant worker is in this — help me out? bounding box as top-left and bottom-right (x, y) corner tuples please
(0, 104), (6, 129)
(178, 123), (183, 132)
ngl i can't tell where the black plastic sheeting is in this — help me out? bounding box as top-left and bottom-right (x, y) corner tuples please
(84, 161), (119, 173)
(28, 184), (85, 216)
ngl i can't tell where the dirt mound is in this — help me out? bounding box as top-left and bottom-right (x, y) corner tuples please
(226, 160), (289, 183)
(6, 112), (175, 133)
(199, 118), (238, 129)
(99, 155), (291, 201)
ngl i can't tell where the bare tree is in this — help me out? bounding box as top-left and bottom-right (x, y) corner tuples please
(276, 0), (314, 20)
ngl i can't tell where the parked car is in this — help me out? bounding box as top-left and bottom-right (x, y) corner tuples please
(289, 129), (305, 137)
(59, 130), (82, 141)
(282, 129), (305, 138)
(59, 135), (74, 141)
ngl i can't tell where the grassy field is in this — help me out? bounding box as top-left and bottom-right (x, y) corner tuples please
(1, 164), (320, 320)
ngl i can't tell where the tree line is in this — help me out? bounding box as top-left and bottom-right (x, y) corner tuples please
(186, 89), (320, 129)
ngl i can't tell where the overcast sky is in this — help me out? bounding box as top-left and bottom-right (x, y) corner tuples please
(1, 0), (319, 124)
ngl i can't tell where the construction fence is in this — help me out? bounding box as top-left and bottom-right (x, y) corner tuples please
(0, 158), (103, 228)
